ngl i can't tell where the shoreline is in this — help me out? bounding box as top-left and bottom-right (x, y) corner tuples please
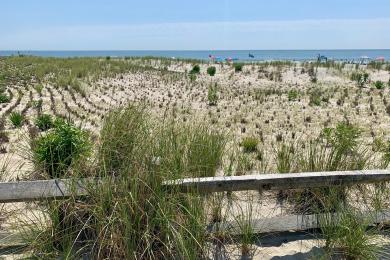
(1, 49), (389, 62)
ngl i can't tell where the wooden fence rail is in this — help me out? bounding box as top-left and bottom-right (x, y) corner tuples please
(0, 170), (389, 252)
(0, 170), (390, 203)
(166, 169), (390, 193)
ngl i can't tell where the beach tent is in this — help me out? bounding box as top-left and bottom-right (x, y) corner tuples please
(317, 54), (327, 63)
(376, 56), (385, 62)
(359, 56), (370, 65)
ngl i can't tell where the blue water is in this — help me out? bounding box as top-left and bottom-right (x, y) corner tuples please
(1, 50), (390, 61)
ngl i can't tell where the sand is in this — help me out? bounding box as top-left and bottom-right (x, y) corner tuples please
(0, 59), (389, 258)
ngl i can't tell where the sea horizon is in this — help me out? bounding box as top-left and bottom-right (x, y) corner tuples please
(1, 49), (390, 61)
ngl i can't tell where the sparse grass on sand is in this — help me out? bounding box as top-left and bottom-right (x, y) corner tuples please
(0, 56), (389, 259)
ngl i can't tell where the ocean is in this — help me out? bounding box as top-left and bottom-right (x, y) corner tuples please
(1, 50), (389, 61)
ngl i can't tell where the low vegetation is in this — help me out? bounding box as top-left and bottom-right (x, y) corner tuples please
(0, 56), (387, 259)
(9, 111), (24, 127)
(34, 114), (54, 131)
(24, 105), (226, 259)
(207, 83), (218, 106)
(234, 63), (243, 72)
(31, 119), (91, 178)
(241, 136), (259, 153)
(190, 64), (201, 74)
(207, 66), (216, 76)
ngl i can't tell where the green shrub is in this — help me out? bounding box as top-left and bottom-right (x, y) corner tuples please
(241, 137), (259, 153)
(234, 63), (243, 72)
(374, 80), (384, 89)
(35, 114), (54, 131)
(32, 119), (91, 178)
(189, 73), (197, 81)
(9, 112), (24, 127)
(207, 83), (218, 106)
(288, 90), (299, 101)
(190, 64), (200, 74)
(309, 91), (322, 106)
(322, 122), (361, 156)
(0, 93), (10, 103)
(207, 66), (216, 76)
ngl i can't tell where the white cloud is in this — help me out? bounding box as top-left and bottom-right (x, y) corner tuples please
(2, 18), (390, 50)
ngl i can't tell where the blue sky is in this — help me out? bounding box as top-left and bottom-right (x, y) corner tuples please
(1, 0), (390, 50)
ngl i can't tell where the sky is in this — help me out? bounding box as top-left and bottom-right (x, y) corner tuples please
(1, 0), (390, 50)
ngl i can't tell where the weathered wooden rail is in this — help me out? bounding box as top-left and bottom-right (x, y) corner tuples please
(0, 170), (389, 253)
(166, 169), (390, 193)
(0, 170), (389, 203)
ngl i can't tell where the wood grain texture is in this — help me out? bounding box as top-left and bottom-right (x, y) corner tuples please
(0, 178), (92, 203)
(0, 170), (389, 202)
(208, 210), (390, 235)
(166, 170), (390, 193)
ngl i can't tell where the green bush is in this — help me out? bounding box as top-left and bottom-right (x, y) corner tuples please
(32, 119), (91, 178)
(241, 137), (259, 153)
(190, 64), (200, 74)
(323, 122), (361, 156)
(309, 91), (322, 106)
(234, 63), (243, 72)
(189, 73), (197, 81)
(0, 93), (10, 104)
(207, 66), (216, 76)
(288, 90), (299, 101)
(35, 114), (54, 131)
(9, 112), (24, 127)
(374, 80), (384, 89)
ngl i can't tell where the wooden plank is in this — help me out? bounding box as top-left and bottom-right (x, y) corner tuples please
(166, 170), (390, 193)
(208, 210), (390, 235)
(0, 178), (91, 203)
(0, 170), (389, 203)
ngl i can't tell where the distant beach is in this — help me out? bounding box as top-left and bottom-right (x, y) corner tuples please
(1, 49), (390, 61)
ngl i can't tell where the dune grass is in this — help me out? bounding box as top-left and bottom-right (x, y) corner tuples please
(22, 104), (226, 259)
(7, 102), (388, 260)
(9, 111), (24, 128)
